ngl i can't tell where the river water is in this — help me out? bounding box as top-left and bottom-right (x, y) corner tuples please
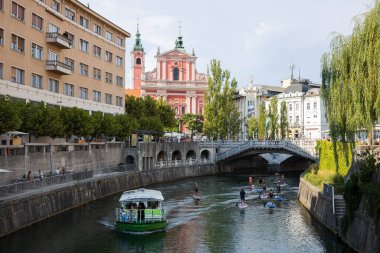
(0, 174), (354, 253)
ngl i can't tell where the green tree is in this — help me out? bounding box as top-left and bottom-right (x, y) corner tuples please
(181, 113), (204, 138)
(114, 114), (138, 141)
(157, 99), (177, 131)
(321, 2), (380, 144)
(91, 112), (119, 140)
(247, 116), (259, 139)
(125, 95), (144, 119)
(280, 100), (289, 139)
(26, 104), (64, 138)
(258, 103), (266, 140)
(60, 107), (93, 138)
(0, 97), (21, 134)
(204, 59), (241, 140)
(269, 96), (279, 139)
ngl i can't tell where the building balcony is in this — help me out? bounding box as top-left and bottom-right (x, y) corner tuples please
(46, 60), (72, 75)
(45, 32), (72, 49)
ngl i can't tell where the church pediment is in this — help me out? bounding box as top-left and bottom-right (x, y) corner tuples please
(158, 49), (195, 59)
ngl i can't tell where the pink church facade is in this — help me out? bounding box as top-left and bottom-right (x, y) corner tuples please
(131, 29), (208, 129)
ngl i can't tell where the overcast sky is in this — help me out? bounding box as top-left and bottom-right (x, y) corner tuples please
(79, 0), (373, 88)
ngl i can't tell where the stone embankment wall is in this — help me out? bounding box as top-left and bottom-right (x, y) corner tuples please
(298, 173), (379, 253)
(0, 163), (222, 237)
(297, 178), (337, 232)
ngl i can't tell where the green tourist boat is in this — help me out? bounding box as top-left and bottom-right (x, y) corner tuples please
(115, 188), (167, 232)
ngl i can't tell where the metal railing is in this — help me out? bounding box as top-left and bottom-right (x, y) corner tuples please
(0, 164), (136, 198)
(155, 158), (211, 168)
(46, 60), (72, 71)
(45, 32), (72, 45)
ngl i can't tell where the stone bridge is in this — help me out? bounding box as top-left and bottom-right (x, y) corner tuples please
(200, 140), (316, 173)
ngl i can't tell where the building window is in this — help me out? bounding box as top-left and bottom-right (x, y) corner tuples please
(32, 14), (43, 31)
(116, 36), (123, 47)
(31, 43), (43, 60)
(79, 87), (88, 99)
(79, 16), (89, 29)
(64, 7), (75, 21)
(64, 31), (74, 47)
(48, 23), (59, 33)
(11, 34), (25, 53)
(105, 31), (113, 41)
(0, 28), (4, 45)
(48, 78), (59, 93)
(105, 94), (112, 104)
(80, 39), (89, 52)
(296, 115), (299, 123)
(289, 116), (293, 124)
(289, 104), (293, 111)
(295, 103), (299, 111)
(116, 96), (123, 106)
(11, 67), (24, 84)
(0, 0), (3, 11)
(64, 57), (74, 71)
(173, 68), (179, 81)
(199, 107), (203, 114)
(116, 76), (123, 87)
(313, 102), (317, 110)
(136, 58), (141, 65)
(307, 103), (310, 110)
(181, 106), (185, 114)
(51, 0), (60, 12)
(11, 2), (25, 21)
(93, 45), (101, 57)
(48, 50), (58, 61)
(116, 56), (123, 67)
(105, 72), (112, 84)
(80, 63), (88, 76)
(0, 63), (3, 79)
(64, 83), (74, 96)
(93, 24), (102, 35)
(105, 51), (112, 62)
(93, 90), (101, 102)
(31, 73), (43, 89)
(314, 114), (318, 118)
(93, 67), (101, 80)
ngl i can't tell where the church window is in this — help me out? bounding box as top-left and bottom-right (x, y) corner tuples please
(136, 58), (141, 65)
(173, 67), (179, 81)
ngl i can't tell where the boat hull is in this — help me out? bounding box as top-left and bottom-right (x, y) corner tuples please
(115, 221), (167, 232)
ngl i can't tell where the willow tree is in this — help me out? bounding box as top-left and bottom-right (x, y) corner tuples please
(269, 96), (279, 139)
(204, 59), (241, 140)
(279, 100), (288, 139)
(321, 2), (380, 144)
(258, 103), (266, 140)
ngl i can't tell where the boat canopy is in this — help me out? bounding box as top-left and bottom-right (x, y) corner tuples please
(119, 188), (164, 204)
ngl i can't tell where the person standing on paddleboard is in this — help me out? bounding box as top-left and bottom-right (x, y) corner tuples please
(248, 175), (253, 190)
(194, 183), (199, 197)
(240, 188), (246, 206)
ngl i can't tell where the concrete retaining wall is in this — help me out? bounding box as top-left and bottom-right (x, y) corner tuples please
(0, 163), (220, 237)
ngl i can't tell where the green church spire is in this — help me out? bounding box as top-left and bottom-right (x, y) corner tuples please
(175, 22), (185, 51)
(133, 23), (144, 52)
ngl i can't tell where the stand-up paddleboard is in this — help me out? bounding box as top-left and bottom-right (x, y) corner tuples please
(259, 193), (269, 199)
(193, 195), (201, 200)
(273, 195), (283, 201)
(236, 202), (248, 209)
(265, 202), (276, 208)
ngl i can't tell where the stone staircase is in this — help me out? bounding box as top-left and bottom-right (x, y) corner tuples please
(334, 195), (346, 228)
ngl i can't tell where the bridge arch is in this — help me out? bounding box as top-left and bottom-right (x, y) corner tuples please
(157, 151), (167, 161)
(126, 155), (135, 164)
(186, 150), (196, 160)
(172, 150), (182, 161)
(201, 150), (210, 159)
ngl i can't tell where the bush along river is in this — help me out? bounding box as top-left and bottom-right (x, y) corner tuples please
(0, 174), (355, 253)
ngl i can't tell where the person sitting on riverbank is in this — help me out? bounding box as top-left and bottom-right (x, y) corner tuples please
(269, 189), (274, 199)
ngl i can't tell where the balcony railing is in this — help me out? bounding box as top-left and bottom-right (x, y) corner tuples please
(46, 60), (72, 75)
(45, 32), (72, 49)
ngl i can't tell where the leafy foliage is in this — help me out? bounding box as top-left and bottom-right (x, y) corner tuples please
(280, 100), (289, 139)
(269, 96), (279, 139)
(181, 113), (204, 137)
(0, 97), (21, 134)
(247, 116), (259, 139)
(258, 103), (266, 140)
(204, 59), (241, 140)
